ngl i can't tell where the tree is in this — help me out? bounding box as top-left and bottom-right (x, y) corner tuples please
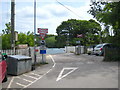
(88, 1), (120, 46)
(2, 22), (11, 34)
(45, 36), (56, 48)
(56, 19), (101, 47)
(2, 34), (11, 49)
(26, 32), (34, 46)
(2, 22), (35, 49)
(2, 22), (11, 49)
(16, 32), (34, 47)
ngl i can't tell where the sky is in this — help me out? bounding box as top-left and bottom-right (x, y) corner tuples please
(1, 0), (94, 35)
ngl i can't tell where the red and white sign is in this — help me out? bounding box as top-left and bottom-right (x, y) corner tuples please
(40, 33), (46, 40)
(77, 34), (83, 38)
(38, 28), (48, 33)
(38, 28), (48, 40)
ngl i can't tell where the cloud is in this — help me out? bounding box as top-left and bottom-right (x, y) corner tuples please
(2, 0), (92, 3)
(1, 0), (94, 35)
(16, 4), (69, 19)
(43, 4), (69, 17)
(14, 3), (72, 34)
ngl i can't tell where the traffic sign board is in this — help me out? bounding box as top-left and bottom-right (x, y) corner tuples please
(40, 33), (46, 40)
(38, 28), (48, 40)
(38, 28), (48, 33)
(40, 50), (46, 54)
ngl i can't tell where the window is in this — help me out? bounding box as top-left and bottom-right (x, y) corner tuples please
(96, 44), (103, 48)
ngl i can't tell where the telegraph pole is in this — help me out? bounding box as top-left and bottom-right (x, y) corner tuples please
(11, 0), (15, 54)
(33, 0), (37, 70)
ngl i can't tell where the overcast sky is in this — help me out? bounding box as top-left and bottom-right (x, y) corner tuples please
(1, 0), (94, 35)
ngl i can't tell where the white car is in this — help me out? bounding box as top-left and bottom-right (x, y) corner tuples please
(94, 43), (113, 56)
(87, 45), (96, 55)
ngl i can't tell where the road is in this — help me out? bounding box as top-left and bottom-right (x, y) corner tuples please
(2, 53), (118, 89)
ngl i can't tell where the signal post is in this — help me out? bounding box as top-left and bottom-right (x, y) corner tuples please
(38, 28), (48, 64)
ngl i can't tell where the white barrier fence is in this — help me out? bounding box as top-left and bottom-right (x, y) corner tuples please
(0, 47), (42, 64)
(65, 46), (87, 54)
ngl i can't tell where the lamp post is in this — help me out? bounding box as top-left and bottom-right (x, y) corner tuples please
(61, 30), (69, 53)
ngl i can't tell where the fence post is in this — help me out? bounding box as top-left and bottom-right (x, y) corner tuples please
(29, 47), (31, 57)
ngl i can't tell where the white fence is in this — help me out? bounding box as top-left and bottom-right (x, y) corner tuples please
(65, 46), (87, 54)
(65, 46), (76, 53)
(0, 49), (29, 56)
(0, 47), (42, 64)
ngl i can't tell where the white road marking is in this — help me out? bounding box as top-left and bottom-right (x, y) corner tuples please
(30, 73), (41, 77)
(23, 74), (38, 80)
(15, 77), (33, 83)
(56, 67), (78, 81)
(16, 82), (26, 87)
(22, 78), (33, 83)
(6, 55), (56, 89)
(49, 55), (56, 68)
(7, 77), (14, 88)
(24, 55), (56, 88)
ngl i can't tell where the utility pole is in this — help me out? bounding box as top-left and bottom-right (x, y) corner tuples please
(33, 0), (37, 70)
(11, 0), (15, 54)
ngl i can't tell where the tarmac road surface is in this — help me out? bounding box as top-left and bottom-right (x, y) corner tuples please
(27, 53), (118, 88)
(2, 53), (118, 89)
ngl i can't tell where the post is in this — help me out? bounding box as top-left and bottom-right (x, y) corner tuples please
(40, 45), (46, 64)
(29, 47), (31, 57)
(66, 46), (67, 53)
(11, 0), (15, 54)
(66, 31), (69, 53)
(66, 33), (68, 53)
(33, 0), (37, 70)
(42, 54), (44, 63)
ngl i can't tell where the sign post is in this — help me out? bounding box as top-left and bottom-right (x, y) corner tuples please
(38, 28), (48, 63)
(40, 45), (46, 63)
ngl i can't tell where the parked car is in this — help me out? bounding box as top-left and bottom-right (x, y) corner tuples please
(87, 44), (96, 55)
(94, 43), (114, 56)
(0, 53), (7, 83)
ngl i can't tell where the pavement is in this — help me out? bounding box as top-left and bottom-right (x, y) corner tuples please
(2, 53), (119, 89)
(2, 55), (54, 88)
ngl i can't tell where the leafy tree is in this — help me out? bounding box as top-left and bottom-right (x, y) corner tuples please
(45, 36), (56, 48)
(2, 34), (11, 49)
(2, 22), (11, 34)
(2, 22), (35, 49)
(45, 34), (55, 38)
(16, 32), (34, 47)
(55, 35), (66, 48)
(2, 22), (11, 49)
(27, 32), (34, 46)
(56, 19), (101, 47)
(88, 1), (120, 46)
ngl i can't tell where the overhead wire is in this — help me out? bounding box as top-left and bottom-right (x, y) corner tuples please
(56, 0), (82, 19)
